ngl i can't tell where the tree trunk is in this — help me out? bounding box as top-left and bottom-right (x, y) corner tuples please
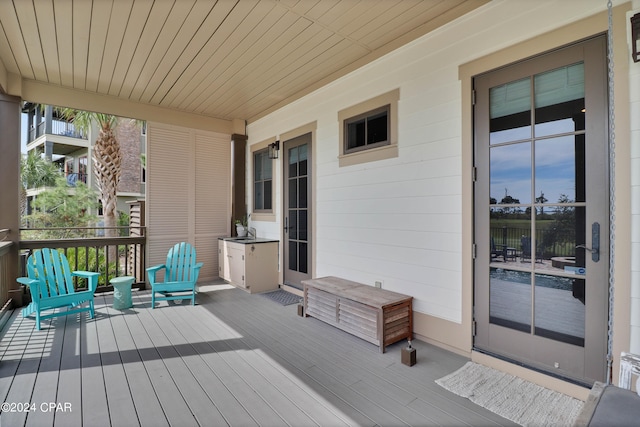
(93, 123), (121, 262)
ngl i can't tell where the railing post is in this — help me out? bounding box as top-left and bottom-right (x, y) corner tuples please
(0, 93), (22, 306)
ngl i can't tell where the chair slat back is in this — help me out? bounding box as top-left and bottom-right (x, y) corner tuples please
(27, 248), (75, 298)
(166, 242), (197, 282)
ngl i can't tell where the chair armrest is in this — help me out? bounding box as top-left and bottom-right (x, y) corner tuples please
(17, 277), (41, 303)
(191, 262), (204, 283)
(72, 271), (101, 293)
(146, 264), (166, 286)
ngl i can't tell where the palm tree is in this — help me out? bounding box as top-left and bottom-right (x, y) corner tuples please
(20, 151), (61, 218)
(58, 109), (122, 238)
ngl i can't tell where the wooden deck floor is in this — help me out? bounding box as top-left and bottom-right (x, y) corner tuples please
(0, 281), (517, 426)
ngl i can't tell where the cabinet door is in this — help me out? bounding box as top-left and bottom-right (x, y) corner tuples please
(218, 241), (226, 279)
(228, 244), (245, 287)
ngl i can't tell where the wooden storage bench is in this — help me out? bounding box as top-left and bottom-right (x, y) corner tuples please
(302, 276), (413, 353)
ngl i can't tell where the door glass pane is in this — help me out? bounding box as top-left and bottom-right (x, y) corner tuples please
(289, 147), (298, 177)
(289, 210), (297, 240)
(289, 241), (298, 270)
(534, 273), (585, 346)
(490, 267), (531, 332)
(289, 180), (297, 208)
(490, 142), (531, 205)
(299, 144), (308, 176)
(536, 206), (585, 271)
(490, 207), (528, 265)
(299, 210), (307, 241)
(535, 136), (585, 204)
(299, 177), (307, 208)
(299, 242), (308, 273)
(534, 63), (585, 138)
(490, 77), (531, 144)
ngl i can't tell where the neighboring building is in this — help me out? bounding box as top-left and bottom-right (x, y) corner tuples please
(21, 103), (146, 219)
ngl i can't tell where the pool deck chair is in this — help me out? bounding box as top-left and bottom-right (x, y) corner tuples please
(18, 248), (100, 330)
(147, 242), (203, 308)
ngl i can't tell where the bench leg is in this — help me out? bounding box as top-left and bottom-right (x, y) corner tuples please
(151, 291), (156, 309)
(89, 300), (95, 319)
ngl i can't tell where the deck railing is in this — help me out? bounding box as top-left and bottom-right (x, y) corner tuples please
(19, 226), (147, 290)
(490, 226), (575, 258)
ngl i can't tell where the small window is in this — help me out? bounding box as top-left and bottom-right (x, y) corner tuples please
(253, 149), (272, 212)
(338, 89), (399, 167)
(344, 106), (390, 154)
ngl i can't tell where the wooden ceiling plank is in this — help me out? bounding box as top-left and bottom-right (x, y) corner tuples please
(154, 0), (259, 107)
(232, 41), (368, 119)
(144, 0), (240, 105)
(180, 3), (293, 112)
(136, 0), (220, 103)
(346, 0), (421, 43)
(286, 0), (321, 16)
(0, 2), (35, 80)
(360, 1), (458, 49)
(304, 0), (341, 22)
(0, 21), (20, 76)
(71, 0), (92, 90)
(128, 0), (196, 101)
(33, 0), (60, 85)
(198, 13), (318, 117)
(14, 1), (48, 82)
(85, 0), (113, 93)
(170, 0), (280, 110)
(52, 0), (73, 87)
(214, 30), (345, 117)
(334, 0), (400, 38)
(314, 0), (364, 32)
(119, 0), (178, 99)
(96, 0), (134, 94)
(108, 0), (154, 96)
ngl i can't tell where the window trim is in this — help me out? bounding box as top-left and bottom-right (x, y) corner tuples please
(338, 88), (399, 167)
(250, 138), (276, 221)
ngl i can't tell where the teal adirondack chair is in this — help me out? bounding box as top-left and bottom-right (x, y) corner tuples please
(147, 242), (203, 308)
(19, 248), (100, 330)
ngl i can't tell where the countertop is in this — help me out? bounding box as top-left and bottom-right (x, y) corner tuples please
(218, 237), (279, 244)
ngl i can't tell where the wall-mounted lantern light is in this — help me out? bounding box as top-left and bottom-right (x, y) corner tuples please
(632, 13), (640, 63)
(268, 140), (280, 159)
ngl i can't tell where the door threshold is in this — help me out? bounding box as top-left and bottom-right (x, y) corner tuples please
(281, 283), (303, 297)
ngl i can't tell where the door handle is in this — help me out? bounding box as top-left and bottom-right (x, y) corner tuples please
(576, 222), (600, 262)
(284, 217), (288, 233)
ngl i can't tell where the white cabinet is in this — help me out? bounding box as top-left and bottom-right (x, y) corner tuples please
(218, 238), (279, 293)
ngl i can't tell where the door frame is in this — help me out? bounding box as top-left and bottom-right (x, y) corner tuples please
(471, 35), (609, 384)
(279, 122), (317, 288)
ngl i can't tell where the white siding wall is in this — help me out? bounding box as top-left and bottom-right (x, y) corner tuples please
(247, 0), (617, 324)
(146, 122), (230, 282)
(630, 1), (640, 354)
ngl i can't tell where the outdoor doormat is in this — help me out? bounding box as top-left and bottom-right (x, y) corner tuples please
(436, 361), (583, 426)
(259, 289), (302, 306)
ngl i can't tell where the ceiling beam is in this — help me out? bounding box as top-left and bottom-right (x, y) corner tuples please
(20, 78), (234, 134)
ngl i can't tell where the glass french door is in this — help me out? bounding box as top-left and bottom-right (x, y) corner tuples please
(283, 133), (312, 288)
(473, 36), (609, 384)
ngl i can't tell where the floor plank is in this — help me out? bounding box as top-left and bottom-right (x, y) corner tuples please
(0, 282), (518, 426)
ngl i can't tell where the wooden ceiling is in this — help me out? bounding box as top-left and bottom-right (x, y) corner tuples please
(0, 0), (487, 123)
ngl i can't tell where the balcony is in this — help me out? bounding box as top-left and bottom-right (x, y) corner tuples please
(28, 120), (87, 143)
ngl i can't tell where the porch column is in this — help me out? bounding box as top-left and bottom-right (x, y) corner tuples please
(0, 93), (22, 291)
(231, 133), (247, 236)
